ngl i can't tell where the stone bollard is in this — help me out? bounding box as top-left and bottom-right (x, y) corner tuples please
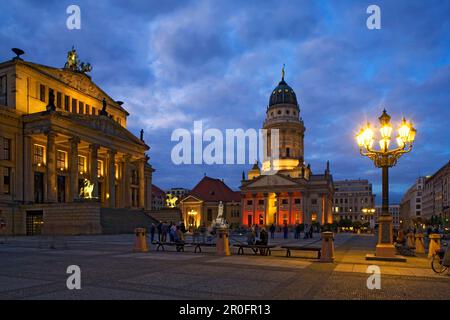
(407, 232), (415, 248)
(216, 227), (231, 256)
(320, 231), (335, 262)
(133, 227), (148, 252)
(428, 233), (441, 258)
(415, 233), (425, 254)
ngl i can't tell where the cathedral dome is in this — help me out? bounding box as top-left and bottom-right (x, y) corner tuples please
(269, 78), (298, 107)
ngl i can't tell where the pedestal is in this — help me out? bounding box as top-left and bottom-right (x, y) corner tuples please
(375, 215), (396, 258)
(366, 214), (406, 262)
(415, 233), (425, 254)
(320, 231), (335, 263)
(216, 227), (230, 256)
(133, 228), (148, 252)
(428, 233), (441, 258)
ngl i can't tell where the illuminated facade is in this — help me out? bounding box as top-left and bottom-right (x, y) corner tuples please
(240, 72), (334, 227)
(0, 49), (153, 235)
(179, 176), (241, 230)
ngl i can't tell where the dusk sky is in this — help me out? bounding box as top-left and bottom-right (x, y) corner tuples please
(1, 0), (449, 203)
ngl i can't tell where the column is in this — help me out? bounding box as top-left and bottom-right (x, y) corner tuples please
(288, 192), (293, 225)
(89, 144), (99, 199)
(69, 136), (80, 201)
(275, 192), (280, 226)
(122, 155), (131, 208)
(45, 130), (57, 202)
(263, 192), (268, 226)
(138, 157), (145, 209)
(107, 149), (116, 208)
(23, 135), (34, 202)
(252, 193), (256, 225)
(240, 194), (245, 226)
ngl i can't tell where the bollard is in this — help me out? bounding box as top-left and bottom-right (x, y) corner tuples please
(407, 232), (415, 248)
(320, 231), (335, 262)
(216, 227), (231, 256)
(414, 233), (425, 254)
(428, 233), (441, 258)
(133, 227), (148, 252)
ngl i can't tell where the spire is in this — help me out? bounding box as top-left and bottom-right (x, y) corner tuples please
(281, 64), (285, 81)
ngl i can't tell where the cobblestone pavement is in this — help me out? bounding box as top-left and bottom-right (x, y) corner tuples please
(0, 233), (448, 300)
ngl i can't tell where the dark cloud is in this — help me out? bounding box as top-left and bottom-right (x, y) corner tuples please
(1, 0), (449, 203)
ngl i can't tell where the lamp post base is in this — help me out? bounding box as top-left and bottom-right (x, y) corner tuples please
(365, 214), (407, 262)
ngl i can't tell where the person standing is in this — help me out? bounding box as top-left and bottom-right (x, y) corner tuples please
(157, 222), (162, 242)
(309, 224), (313, 239)
(150, 223), (156, 244)
(283, 223), (289, 239)
(161, 222), (168, 242)
(269, 224), (275, 239)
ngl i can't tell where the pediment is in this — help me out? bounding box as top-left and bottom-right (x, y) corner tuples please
(244, 174), (299, 188)
(180, 195), (203, 203)
(24, 62), (126, 113)
(63, 113), (146, 147)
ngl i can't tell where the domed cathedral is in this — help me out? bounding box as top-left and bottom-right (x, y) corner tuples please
(240, 67), (334, 228)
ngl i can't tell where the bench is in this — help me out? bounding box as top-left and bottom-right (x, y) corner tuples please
(191, 242), (216, 253)
(152, 241), (185, 252)
(233, 244), (276, 256)
(281, 245), (321, 259)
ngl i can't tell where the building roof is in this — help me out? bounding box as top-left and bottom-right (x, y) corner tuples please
(269, 78), (298, 107)
(152, 184), (166, 197)
(189, 176), (240, 202)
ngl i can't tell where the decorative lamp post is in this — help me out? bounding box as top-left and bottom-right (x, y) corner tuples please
(356, 109), (416, 259)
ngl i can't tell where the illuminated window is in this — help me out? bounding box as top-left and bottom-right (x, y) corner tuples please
(85, 104), (90, 114)
(78, 155), (86, 174)
(33, 144), (45, 165)
(64, 95), (70, 111)
(311, 213), (317, 222)
(56, 92), (62, 108)
(97, 160), (104, 177)
(56, 150), (67, 170)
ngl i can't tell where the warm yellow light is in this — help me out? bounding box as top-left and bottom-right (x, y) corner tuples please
(37, 163), (42, 167)
(396, 136), (405, 148)
(362, 123), (374, 147)
(380, 124), (392, 139)
(407, 126), (416, 142)
(379, 138), (390, 151)
(398, 118), (410, 141)
(356, 129), (365, 147)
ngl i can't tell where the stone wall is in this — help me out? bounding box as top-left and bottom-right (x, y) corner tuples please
(147, 208), (182, 224)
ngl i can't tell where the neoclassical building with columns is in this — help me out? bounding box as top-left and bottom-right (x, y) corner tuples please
(0, 48), (153, 235)
(240, 71), (334, 227)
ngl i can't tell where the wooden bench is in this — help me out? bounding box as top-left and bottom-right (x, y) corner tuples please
(281, 245), (321, 259)
(233, 244), (276, 256)
(152, 241), (185, 252)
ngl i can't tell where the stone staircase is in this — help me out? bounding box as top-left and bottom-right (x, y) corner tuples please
(100, 208), (159, 234)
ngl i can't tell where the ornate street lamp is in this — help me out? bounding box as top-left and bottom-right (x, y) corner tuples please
(356, 109), (416, 259)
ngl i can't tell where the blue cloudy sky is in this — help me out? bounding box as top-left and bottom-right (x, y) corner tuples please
(1, 0), (449, 203)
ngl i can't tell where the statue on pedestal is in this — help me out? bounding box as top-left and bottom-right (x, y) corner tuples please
(213, 201), (228, 228)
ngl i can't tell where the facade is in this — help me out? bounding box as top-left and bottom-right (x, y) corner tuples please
(333, 179), (375, 222)
(376, 205), (400, 229)
(167, 187), (190, 200)
(240, 71), (334, 227)
(0, 48), (153, 235)
(179, 176), (240, 229)
(422, 161), (450, 223)
(399, 177), (425, 227)
(151, 184), (166, 210)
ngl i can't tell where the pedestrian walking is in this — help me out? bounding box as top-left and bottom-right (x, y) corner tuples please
(269, 224), (275, 239)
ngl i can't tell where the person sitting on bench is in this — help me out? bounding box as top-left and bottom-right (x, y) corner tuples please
(256, 228), (268, 245)
(175, 225), (185, 245)
(246, 228), (256, 245)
